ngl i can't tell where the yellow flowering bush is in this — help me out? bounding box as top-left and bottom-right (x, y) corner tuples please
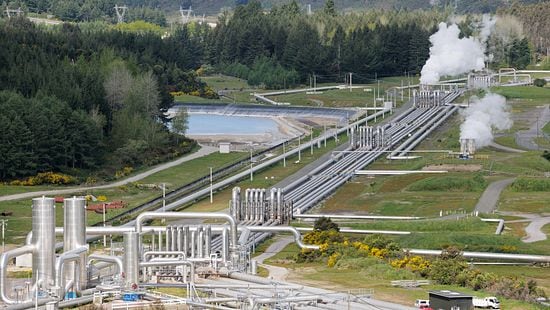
(9, 172), (76, 186)
(327, 253), (341, 267)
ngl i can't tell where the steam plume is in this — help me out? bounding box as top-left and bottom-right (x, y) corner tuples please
(420, 16), (496, 85)
(460, 93), (512, 148)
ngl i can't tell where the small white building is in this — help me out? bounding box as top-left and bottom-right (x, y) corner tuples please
(219, 142), (231, 154)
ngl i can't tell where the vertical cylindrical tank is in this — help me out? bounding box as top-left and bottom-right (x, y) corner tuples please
(190, 230), (196, 258)
(221, 226), (229, 262)
(171, 226), (177, 253)
(176, 226), (183, 252)
(204, 225), (212, 258)
(32, 197), (56, 292)
(123, 232), (139, 289)
(183, 226), (190, 256)
(165, 226), (171, 252)
(63, 197), (87, 291)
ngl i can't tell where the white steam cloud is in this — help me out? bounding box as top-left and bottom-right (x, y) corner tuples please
(420, 16), (496, 85)
(460, 93), (513, 148)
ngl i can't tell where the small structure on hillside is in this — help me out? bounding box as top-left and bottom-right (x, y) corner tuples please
(429, 290), (473, 310)
(219, 142), (231, 153)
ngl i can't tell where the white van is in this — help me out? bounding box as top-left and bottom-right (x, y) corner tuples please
(414, 299), (430, 308)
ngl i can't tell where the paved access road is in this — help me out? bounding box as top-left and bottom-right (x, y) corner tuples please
(515, 104), (550, 150)
(254, 236), (294, 281)
(0, 145), (218, 202)
(474, 178), (516, 213)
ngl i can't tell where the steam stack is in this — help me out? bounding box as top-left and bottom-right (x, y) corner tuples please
(460, 138), (476, 157)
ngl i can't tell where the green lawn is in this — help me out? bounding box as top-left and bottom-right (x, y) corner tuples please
(200, 75), (250, 90)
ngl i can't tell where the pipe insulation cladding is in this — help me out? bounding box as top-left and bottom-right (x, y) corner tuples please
(32, 197), (56, 292)
(123, 232), (140, 289)
(63, 197), (87, 292)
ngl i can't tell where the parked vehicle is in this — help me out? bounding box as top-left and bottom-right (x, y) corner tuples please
(415, 299), (430, 308)
(473, 297), (500, 309)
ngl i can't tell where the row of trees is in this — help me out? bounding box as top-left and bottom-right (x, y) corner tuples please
(0, 18), (205, 181)
(204, 1), (442, 86)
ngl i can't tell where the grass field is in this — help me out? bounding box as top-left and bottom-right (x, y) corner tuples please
(0, 152), (246, 243)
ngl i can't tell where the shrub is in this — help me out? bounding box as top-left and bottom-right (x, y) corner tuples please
(313, 217), (339, 232)
(511, 177), (550, 191)
(533, 78), (547, 87)
(9, 172), (76, 186)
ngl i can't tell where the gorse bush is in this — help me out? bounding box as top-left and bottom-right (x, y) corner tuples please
(9, 172), (76, 186)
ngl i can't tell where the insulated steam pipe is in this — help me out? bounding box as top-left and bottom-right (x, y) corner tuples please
(55, 248), (87, 300)
(245, 226), (319, 250)
(87, 254), (123, 277)
(139, 260), (195, 284)
(407, 249), (550, 263)
(0, 245), (34, 304)
(135, 212), (238, 255)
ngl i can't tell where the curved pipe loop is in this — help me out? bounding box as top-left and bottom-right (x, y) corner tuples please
(0, 245), (35, 304)
(244, 226), (319, 250)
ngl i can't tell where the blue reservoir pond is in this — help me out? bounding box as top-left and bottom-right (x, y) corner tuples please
(187, 114), (279, 135)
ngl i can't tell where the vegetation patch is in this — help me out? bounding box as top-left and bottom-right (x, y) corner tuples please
(511, 178), (550, 192)
(407, 174), (487, 192)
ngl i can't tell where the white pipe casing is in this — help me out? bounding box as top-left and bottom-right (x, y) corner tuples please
(0, 245), (35, 304)
(55, 247), (87, 299)
(407, 249), (550, 263)
(135, 212), (239, 263)
(87, 254), (124, 277)
(245, 226), (319, 250)
(139, 260), (195, 284)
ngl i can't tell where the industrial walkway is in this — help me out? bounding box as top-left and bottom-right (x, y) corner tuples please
(0, 145), (218, 202)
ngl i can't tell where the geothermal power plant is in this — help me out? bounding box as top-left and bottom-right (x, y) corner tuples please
(2, 76), (549, 310)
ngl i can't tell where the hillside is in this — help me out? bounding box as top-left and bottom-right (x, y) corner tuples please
(17, 0), (549, 16)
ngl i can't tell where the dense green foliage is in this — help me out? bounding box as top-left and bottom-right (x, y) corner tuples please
(0, 18), (204, 181)
(206, 1), (439, 85)
(407, 174), (487, 192)
(13, 0), (545, 16)
(511, 178), (550, 192)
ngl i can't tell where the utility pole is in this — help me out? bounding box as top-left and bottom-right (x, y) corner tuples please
(1, 219), (7, 253)
(324, 124), (327, 147)
(179, 6), (193, 24)
(349, 72), (353, 92)
(102, 204), (106, 247)
(310, 128), (314, 155)
(162, 183), (166, 211)
(114, 5), (128, 24)
(249, 145), (253, 181)
(4, 7), (22, 19)
(209, 167), (213, 204)
(283, 142), (286, 167)
(298, 135), (301, 161)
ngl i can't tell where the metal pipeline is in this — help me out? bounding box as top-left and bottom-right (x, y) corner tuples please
(135, 212), (238, 261)
(87, 254), (123, 277)
(0, 245), (34, 304)
(55, 247), (87, 300)
(139, 260), (195, 284)
(408, 249), (550, 263)
(245, 226), (319, 250)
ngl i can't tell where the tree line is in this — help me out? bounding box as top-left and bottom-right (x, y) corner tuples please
(0, 17), (207, 181)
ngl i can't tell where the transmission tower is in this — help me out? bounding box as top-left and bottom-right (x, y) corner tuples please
(179, 6), (193, 24)
(4, 6), (23, 19)
(114, 5), (128, 24)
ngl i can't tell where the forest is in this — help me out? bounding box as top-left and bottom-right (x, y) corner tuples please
(0, 0), (539, 182)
